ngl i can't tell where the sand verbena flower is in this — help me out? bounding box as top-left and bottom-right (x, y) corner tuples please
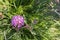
(11, 15), (24, 30)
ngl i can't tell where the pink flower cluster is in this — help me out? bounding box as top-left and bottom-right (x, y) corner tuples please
(11, 15), (24, 30)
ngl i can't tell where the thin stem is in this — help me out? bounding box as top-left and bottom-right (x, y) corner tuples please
(4, 31), (7, 40)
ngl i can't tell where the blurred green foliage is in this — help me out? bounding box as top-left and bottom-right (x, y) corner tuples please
(0, 0), (60, 40)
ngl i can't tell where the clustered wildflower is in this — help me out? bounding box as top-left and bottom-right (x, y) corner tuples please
(11, 15), (24, 30)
